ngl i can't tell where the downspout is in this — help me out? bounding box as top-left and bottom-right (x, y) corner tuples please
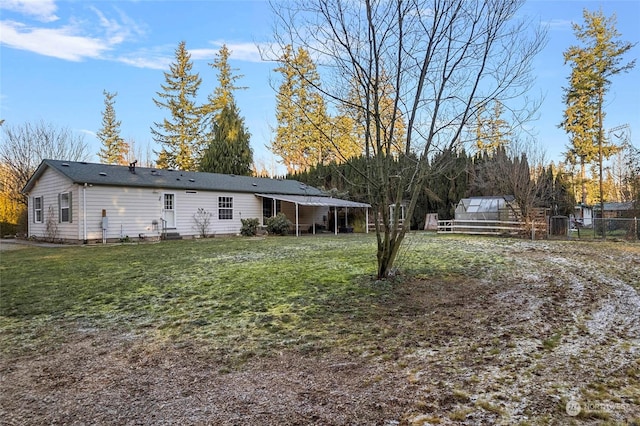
(83, 183), (87, 244)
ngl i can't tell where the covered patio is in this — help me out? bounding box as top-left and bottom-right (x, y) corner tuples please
(256, 194), (371, 236)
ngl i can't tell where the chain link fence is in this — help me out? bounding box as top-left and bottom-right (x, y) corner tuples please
(571, 217), (640, 240)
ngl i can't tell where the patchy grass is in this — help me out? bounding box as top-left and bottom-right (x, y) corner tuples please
(0, 234), (509, 358)
(1, 233), (639, 424)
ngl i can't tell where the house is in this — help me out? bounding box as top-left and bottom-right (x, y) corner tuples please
(573, 203), (593, 227)
(21, 160), (370, 242)
(593, 201), (636, 219)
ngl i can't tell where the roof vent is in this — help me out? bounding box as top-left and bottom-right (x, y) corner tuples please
(99, 172), (107, 176)
(61, 163), (70, 167)
(252, 183), (257, 187)
(189, 178), (195, 182)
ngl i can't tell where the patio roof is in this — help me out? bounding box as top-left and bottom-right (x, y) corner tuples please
(256, 194), (370, 236)
(256, 194), (370, 208)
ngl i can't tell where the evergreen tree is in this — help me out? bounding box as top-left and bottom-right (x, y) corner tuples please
(340, 73), (406, 158)
(152, 41), (203, 170)
(199, 103), (253, 175)
(198, 44), (253, 174)
(202, 44), (246, 123)
(475, 100), (511, 153)
(97, 90), (127, 165)
(424, 149), (469, 220)
(272, 46), (331, 173)
(560, 9), (635, 206)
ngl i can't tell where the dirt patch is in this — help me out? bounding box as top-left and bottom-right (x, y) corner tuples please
(1, 239), (639, 425)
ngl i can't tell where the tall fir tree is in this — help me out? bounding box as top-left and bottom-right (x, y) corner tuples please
(560, 9), (635, 205)
(151, 41), (203, 171)
(97, 90), (127, 165)
(475, 100), (511, 153)
(202, 44), (246, 122)
(199, 45), (252, 174)
(199, 103), (253, 175)
(340, 72), (406, 159)
(272, 46), (332, 173)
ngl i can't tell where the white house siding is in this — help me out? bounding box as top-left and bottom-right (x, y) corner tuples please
(81, 186), (264, 241)
(26, 168), (79, 240)
(174, 190), (262, 236)
(83, 185), (163, 241)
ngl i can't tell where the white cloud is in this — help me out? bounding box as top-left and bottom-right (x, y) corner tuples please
(0, 20), (109, 61)
(117, 54), (171, 70)
(78, 129), (97, 138)
(0, 6), (145, 62)
(1, 0), (58, 23)
(90, 6), (145, 45)
(541, 19), (573, 31)
(191, 40), (267, 63)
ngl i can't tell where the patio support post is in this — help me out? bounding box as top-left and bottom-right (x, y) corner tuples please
(295, 202), (299, 237)
(366, 208), (369, 234)
(345, 207), (348, 229)
(334, 207), (338, 235)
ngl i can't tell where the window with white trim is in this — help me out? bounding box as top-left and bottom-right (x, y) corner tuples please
(59, 192), (71, 223)
(218, 196), (233, 220)
(34, 196), (43, 223)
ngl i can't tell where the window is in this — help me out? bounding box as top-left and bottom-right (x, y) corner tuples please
(34, 196), (43, 223)
(218, 196), (233, 220)
(59, 192), (72, 223)
(262, 197), (281, 222)
(164, 194), (174, 211)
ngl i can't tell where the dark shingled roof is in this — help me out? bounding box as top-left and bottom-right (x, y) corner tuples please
(22, 159), (325, 196)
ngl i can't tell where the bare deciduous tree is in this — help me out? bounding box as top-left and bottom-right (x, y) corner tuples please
(269, 0), (546, 278)
(0, 121), (89, 205)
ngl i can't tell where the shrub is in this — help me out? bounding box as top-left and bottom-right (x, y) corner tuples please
(0, 221), (18, 237)
(265, 213), (292, 236)
(240, 218), (260, 236)
(192, 208), (212, 238)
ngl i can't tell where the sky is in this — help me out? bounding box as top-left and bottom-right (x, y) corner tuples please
(1, 0), (639, 176)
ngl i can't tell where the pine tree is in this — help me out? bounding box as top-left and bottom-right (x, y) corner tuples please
(202, 44), (246, 122)
(199, 103), (253, 175)
(272, 46), (331, 173)
(560, 9), (635, 206)
(340, 72), (406, 158)
(151, 41), (203, 171)
(199, 44), (252, 174)
(97, 90), (127, 165)
(475, 100), (511, 153)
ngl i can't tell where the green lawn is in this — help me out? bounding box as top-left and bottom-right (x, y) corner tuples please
(2, 234), (639, 423)
(0, 233), (506, 359)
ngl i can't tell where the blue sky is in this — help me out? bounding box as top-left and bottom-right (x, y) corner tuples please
(1, 0), (638, 175)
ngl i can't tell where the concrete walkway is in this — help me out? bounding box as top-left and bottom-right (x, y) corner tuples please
(0, 239), (66, 251)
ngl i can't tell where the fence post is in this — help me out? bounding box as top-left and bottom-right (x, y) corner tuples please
(531, 221), (535, 241)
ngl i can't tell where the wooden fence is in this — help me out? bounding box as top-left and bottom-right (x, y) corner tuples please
(437, 219), (547, 236)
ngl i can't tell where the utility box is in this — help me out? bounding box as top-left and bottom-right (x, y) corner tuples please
(102, 217), (108, 230)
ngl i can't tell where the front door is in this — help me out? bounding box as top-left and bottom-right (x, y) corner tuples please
(163, 193), (176, 228)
